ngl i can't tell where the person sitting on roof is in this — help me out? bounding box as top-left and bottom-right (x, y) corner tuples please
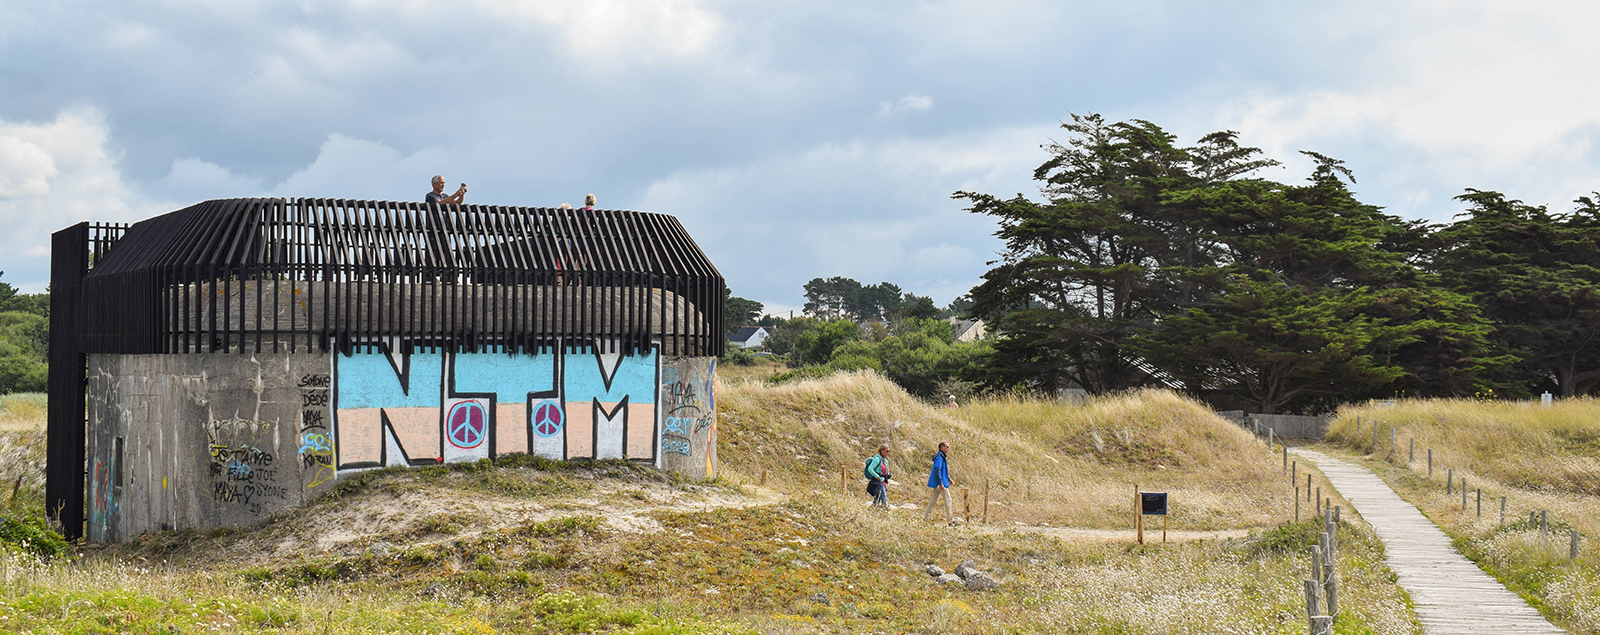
(426, 175), (466, 204)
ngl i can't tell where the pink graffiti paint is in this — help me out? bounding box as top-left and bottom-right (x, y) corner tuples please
(533, 401), (564, 438)
(446, 401), (487, 449)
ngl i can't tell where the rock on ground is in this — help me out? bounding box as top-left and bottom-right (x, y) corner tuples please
(935, 573), (962, 585)
(964, 570), (1000, 591)
(925, 564), (945, 577)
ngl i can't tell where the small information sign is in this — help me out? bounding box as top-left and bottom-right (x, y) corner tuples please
(1141, 492), (1168, 516)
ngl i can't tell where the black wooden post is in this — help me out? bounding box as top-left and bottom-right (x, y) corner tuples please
(46, 223), (89, 540)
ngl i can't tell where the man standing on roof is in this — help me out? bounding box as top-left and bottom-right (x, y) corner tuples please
(426, 175), (466, 204)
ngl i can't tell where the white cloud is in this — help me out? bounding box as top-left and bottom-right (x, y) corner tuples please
(639, 126), (1043, 306)
(0, 109), (155, 290)
(150, 157), (266, 205)
(272, 133), (459, 200)
(472, 0), (723, 62)
(878, 93), (934, 116)
(276, 28), (410, 79)
(104, 21), (160, 49)
(0, 136), (57, 199)
(1208, 2), (1600, 220)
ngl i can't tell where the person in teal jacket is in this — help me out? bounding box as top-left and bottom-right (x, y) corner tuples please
(923, 441), (953, 523)
(864, 444), (891, 508)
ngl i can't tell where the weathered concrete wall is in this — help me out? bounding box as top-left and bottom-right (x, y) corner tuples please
(657, 356), (717, 480)
(86, 341), (717, 541)
(86, 353), (334, 542)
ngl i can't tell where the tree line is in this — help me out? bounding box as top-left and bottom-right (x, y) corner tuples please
(0, 272), (49, 394)
(722, 277), (989, 400)
(956, 114), (1600, 414)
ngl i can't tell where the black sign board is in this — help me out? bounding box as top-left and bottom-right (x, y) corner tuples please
(1140, 492), (1168, 516)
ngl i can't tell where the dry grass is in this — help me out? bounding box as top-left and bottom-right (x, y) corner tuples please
(716, 356), (787, 384)
(0, 375), (1425, 633)
(0, 393), (45, 432)
(1328, 398), (1600, 633)
(0, 393), (44, 515)
(1330, 398), (1600, 496)
(719, 372), (1297, 530)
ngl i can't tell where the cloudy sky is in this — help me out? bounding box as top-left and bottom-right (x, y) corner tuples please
(3, 1), (1598, 312)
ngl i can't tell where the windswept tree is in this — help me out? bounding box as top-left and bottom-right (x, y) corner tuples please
(956, 114), (1275, 394)
(1430, 191), (1600, 397)
(960, 117), (1497, 412)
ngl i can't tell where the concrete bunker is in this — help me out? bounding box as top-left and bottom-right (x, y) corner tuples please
(47, 198), (725, 541)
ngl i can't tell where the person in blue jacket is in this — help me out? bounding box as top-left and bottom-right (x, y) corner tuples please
(923, 441), (953, 523)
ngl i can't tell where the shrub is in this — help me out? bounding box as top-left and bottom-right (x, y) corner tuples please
(0, 514), (70, 558)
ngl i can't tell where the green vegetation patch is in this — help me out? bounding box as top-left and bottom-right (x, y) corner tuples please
(0, 514), (69, 558)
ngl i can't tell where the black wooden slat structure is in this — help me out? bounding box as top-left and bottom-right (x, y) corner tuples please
(47, 198), (724, 539)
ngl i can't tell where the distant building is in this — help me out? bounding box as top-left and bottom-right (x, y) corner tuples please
(948, 317), (988, 343)
(729, 326), (771, 349)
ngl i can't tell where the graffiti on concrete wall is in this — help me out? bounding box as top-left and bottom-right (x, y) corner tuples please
(297, 373), (336, 487)
(88, 458), (116, 539)
(331, 341), (668, 475)
(660, 359), (716, 478)
(205, 417), (288, 513)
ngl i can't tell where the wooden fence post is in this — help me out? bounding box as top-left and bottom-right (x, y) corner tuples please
(1447, 469), (1453, 494)
(840, 466), (847, 493)
(1304, 579), (1321, 621)
(1428, 449), (1433, 477)
(759, 470), (768, 487)
(962, 487), (971, 523)
(1311, 545), (1323, 589)
(1409, 438), (1414, 463)
(1572, 530), (1580, 559)
(1325, 569), (1339, 623)
(1500, 497), (1506, 526)
(983, 479), (990, 525)
(1135, 484), (1144, 545)
(1295, 486), (1300, 522)
(1476, 489), (1481, 518)
(1542, 510), (1548, 536)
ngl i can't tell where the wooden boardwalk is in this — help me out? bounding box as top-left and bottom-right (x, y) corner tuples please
(1291, 449), (1565, 634)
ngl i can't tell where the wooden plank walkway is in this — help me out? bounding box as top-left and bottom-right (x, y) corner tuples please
(1291, 449), (1565, 634)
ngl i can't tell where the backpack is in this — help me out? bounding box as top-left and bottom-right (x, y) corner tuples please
(863, 456), (882, 481)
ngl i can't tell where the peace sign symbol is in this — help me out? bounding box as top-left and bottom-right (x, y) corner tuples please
(533, 401), (564, 438)
(447, 401), (487, 449)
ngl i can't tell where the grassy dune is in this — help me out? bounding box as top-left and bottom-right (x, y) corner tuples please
(721, 373), (1299, 530)
(0, 378), (1421, 634)
(1329, 399), (1600, 633)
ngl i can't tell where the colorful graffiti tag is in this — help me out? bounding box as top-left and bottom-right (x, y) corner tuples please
(660, 360), (716, 478)
(331, 341), (673, 474)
